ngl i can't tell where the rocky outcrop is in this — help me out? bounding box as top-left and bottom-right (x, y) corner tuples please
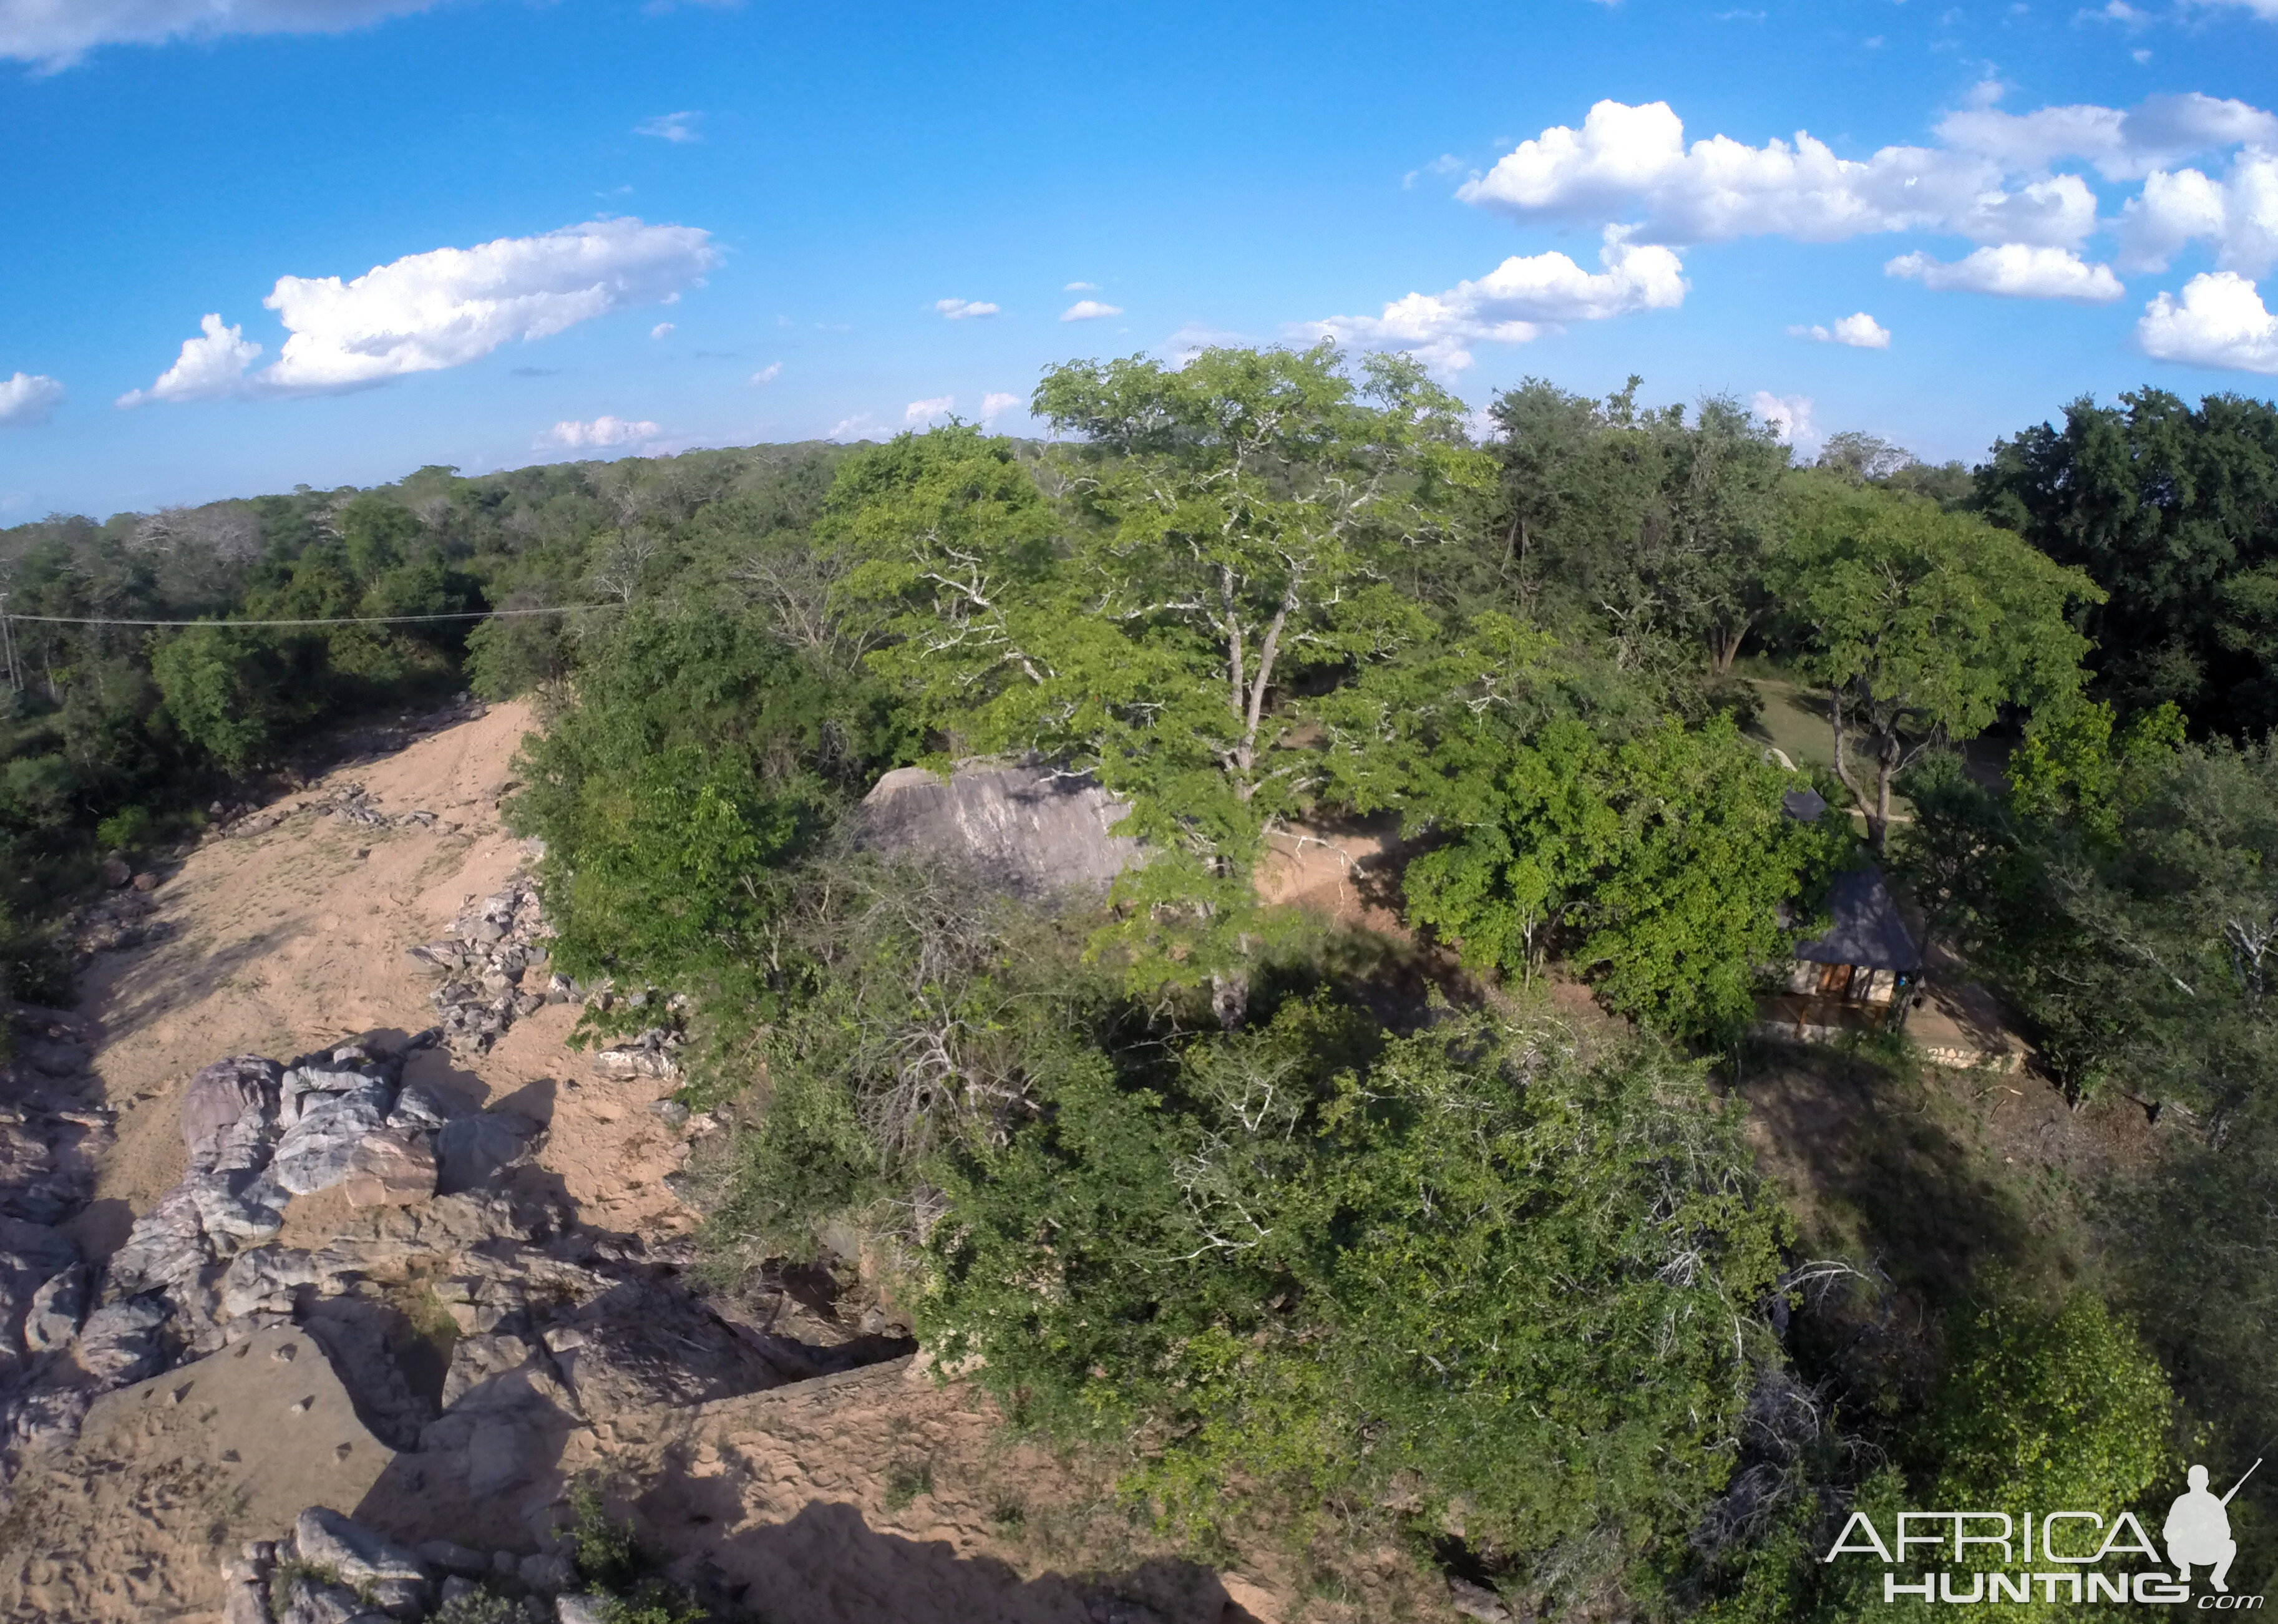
(0, 1005), (114, 1461)
(854, 762), (1142, 897)
(0, 1015), (855, 1507)
(215, 1502), (609, 1624)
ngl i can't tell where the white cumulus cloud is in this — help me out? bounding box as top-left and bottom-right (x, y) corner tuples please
(0, 0), (443, 69)
(980, 391), (1021, 422)
(651, 322), (675, 339)
(537, 416), (662, 451)
(117, 314), (264, 407)
(1303, 228), (1687, 371)
(1789, 311), (1892, 348)
(122, 219), (719, 404)
(635, 112), (702, 143)
(1061, 299), (1124, 321)
(1886, 244), (2125, 301)
(905, 395), (955, 424)
(750, 361), (782, 385)
(2115, 152), (2278, 274)
(1456, 98), (2095, 247)
(935, 298), (1000, 320)
(1935, 91), (2278, 181)
(1064, 280), (1099, 291)
(1752, 391), (1822, 456)
(2137, 271), (2278, 372)
(0, 372), (65, 427)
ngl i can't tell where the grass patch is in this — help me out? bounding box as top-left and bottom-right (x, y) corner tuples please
(883, 1459), (933, 1512)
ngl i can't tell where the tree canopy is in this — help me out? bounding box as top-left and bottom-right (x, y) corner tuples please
(1774, 477), (2100, 848)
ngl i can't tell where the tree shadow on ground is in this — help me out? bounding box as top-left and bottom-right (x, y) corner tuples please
(1738, 1043), (2038, 1294)
(635, 1493), (1258, 1624)
(75, 912), (315, 1051)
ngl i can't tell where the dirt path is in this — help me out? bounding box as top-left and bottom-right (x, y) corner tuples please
(65, 699), (690, 1262)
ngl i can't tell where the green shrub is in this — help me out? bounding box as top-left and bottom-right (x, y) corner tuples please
(921, 998), (1789, 1598)
(94, 805), (157, 854)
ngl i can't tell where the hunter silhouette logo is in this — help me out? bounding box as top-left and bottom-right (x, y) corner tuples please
(2168, 1461), (2259, 1593)
(1821, 1458), (2267, 1606)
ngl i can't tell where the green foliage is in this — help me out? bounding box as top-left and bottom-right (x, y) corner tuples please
(150, 624), (313, 772)
(702, 857), (1111, 1260)
(1695, 1466), (1909, 1624)
(1486, 379), (1791, 671)
(1919, 1290), (2176, 1517)
(2106, 1089), (2278, 1543)
(1773, 477), (2100, 846)
(1387, 707), (1847, 1041)
(567, 1478), (641, 1593)
(93, 804), (157, 853)
(883, 1458), (934, 1510)
(921, 1001), (1789, 1596)
(830, 347), (1486, 997)
(1977, 387), (2278, 736)
(429, 1587), (542, 1624)
(508, 604), (902, 999)
(564, 1479), (709, 1623)
(1900, 717), (2278, 1112)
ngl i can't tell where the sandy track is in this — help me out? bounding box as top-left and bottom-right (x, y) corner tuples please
(64, 699), (691, 1258)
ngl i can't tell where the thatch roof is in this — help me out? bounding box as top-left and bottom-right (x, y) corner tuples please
(1795, 865), (1920, 971)
(852, 762), (1142, 898)
(1783, 786), (1829, 822)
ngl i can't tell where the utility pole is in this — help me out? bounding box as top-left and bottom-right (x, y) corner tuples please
(0, 593), (16, 693)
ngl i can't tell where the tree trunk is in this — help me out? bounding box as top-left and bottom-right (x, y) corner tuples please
(1828, 687), (1897, 850)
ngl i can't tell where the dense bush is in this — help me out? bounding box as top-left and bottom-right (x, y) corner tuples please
(922, 999), (1789, 1593)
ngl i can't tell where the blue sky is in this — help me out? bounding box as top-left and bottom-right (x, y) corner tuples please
(2, 0), (2276, 518)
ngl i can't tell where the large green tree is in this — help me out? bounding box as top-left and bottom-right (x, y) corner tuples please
(1976, 387), (2278, 736)
(1775, 479), (2100, 850)
(1484, 379), (1790, 672)
(831, 345), (1487, 1016)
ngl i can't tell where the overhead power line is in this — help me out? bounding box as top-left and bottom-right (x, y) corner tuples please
(0, 604), (623, 628)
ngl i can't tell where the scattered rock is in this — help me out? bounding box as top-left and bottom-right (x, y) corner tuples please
(407, 877), (562, 1056)
(130, 872), (161, 892)
(517, 1551), (577, 1593)
(61, 887), (166, 961)
(97, 855), (132, 888)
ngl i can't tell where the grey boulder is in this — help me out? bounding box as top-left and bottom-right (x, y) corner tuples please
(292, 1505), (432, 1616)
(182, 1056), (283, 1172)
(23, 1263), (86, 1351)
(74, 1294), (169, 1385)
(270, 1085), (393, 1195)
(435, 1111), (540, 1195)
